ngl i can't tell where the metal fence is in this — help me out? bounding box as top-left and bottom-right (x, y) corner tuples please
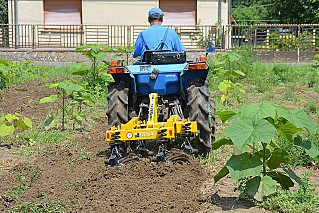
(0, 24), (223, 50)
(226, 24), (319, 51)
(1, 24), (319, 52)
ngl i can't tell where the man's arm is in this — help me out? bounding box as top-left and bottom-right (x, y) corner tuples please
(133, 34), (143, 58)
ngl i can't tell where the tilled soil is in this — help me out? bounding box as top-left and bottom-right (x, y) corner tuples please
(0, 81), (272, 212)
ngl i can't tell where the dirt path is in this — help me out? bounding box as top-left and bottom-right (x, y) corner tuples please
(0, 81), (270, 212)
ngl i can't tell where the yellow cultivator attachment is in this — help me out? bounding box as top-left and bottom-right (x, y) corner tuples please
(105, 93), (198, 166)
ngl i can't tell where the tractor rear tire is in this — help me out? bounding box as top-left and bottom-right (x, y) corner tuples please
(106, 82), (129, 129)
(185, 78), (216, 156)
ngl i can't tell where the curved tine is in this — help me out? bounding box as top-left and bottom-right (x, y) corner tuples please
(167, 154), (190, 163)
(166, 152), (188, 160)
(120, 156), (140, 164)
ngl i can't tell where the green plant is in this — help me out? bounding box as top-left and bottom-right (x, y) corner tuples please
(213, 52), (247, 104)
(8, 201), (65, 213)
(214, 103), (318, 201)
(115, 46), (134, 65)
(0, 113), (32, 141)
(259, 173), (319, 213)
(40, 80), (95, 130)
(9, 184), (29, 199)
(0, 57), (9, 89)
(74, 44), (114, 95)
(64, 180), (82, 190)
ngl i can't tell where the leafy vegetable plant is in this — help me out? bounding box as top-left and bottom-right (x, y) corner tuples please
(40, 80), (95, 130)
(0, 113), (32, 140)
(214, 103), (318, 201)
(74, 44), (114, 93)
(213, 52), (247, 103)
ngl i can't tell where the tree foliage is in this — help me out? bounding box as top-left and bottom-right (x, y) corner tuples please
(0, 0), (8, 24)
(270, 0), (319, 24)
(232, 0), (319, 24)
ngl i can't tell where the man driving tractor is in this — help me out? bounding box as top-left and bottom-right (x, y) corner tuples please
(133, 7), (185, 60)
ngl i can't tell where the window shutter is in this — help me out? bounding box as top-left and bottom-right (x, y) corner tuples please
(44, 0), (82, 26)
(160, 0), (196, 26)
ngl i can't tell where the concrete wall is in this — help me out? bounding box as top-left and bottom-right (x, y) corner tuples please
(82, 0), (158, 25)
(197, 0), (229, 25)
(8, 0), (229, 26)
(8, 0), (44, 25)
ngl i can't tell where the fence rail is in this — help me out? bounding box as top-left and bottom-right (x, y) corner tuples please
(1, 24), (319, 51)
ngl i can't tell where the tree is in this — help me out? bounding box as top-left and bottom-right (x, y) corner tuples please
(231, 0), (274, 25)
(270, 0), (319, 24)
(0, 0), (8, 24)
(232, 0), (319, 24)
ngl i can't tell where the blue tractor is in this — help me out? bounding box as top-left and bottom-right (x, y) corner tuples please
(105, 50), (216, 165)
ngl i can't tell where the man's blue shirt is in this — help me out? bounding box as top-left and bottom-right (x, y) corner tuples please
(133, 25), (185, 58)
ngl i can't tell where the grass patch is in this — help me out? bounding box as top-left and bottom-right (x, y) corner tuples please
(6, 61), (76, 86)
(6, 129), (75, 157)
(8, 201), (65, 213)
(259, 173), (319, 213)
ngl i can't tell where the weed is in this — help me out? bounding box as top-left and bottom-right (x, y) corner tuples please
(259, 173), (319, 213)
(64, 180), (83, 190)
(304, 100), (319, 115)
(9, 184), (29, 198)
(8, 201), (65, 213)
(78, 149), (91, 161)
(197, 153), (216, 165)
(283, 90), (297, 101)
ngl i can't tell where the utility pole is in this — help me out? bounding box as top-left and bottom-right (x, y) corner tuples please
(14, 0), (19, 48)
(218, 0), (221, 23)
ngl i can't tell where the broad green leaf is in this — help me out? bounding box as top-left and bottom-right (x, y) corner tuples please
(43, 115), (54, 127)
(276, 107), (317, 135)
(233, 69), (246, 77)
(283, 167), (304, 188)
(267, 171), (294, 190)
(226, 152), (263, 180)
(78, 93), (95, 104)
(214, 167), (229, 183)
(92, 51), (107, 61)
(18, 120), (28, 130)
(216, 110), (237, 124)
(229, 53), (240, 62)
(294, 137), (319, 158)
(218, 80), (232, 92)
(241, 103), (276, 121)
(267, 148), (290, 169)
(39, 95), (59, 103)
(59, 81), (83, 94)
(5, 114), (19, 122)
(72, 69), (89, 76)
(225, 118), (276, 150)
(45, 83), (59, 89)
(0, 123), (15, 137)
(22, 117), (32, 128)
(212, 138), (233, 150)
(278, 121), (302, 142)
(245, 176), (277, 201)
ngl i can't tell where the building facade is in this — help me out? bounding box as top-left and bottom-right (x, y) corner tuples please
(8, 0), (230, 26)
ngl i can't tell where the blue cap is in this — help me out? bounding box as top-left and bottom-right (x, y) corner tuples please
(148, 7), (164, 18)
